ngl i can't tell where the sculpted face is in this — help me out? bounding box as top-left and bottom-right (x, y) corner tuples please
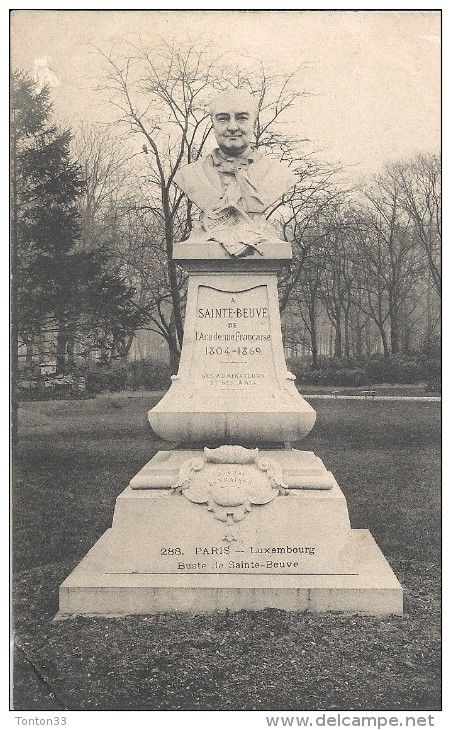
(210, 90), (257, 157)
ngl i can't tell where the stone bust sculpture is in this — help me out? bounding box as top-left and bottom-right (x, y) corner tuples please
(173, 88), (296, 257)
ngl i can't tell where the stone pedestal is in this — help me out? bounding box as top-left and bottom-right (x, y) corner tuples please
(148, 242), (316, 444)
(58, 241), (402, 617)
(57, 450), (402, 617)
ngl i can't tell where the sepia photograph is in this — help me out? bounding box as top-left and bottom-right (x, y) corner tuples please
(11, 8), (441, 718)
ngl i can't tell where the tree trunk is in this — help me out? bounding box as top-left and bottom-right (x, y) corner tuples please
(114, 333), (134, 360)
(389, 288), (400, 354)
(311, 329), (319, 370)
(354, 312), (364, 358)
(168, 342), (180, 374)
(379, 326), (390, 359)
(66, 331), (76, 368)
(168, 258), (184, 350)
(25, 336), (34, 367)
(390, 309), (400, 354)
(328, 327), (334, 357)
(308, 301), (319, 369)
(365, 319), (373, 358)
(167, 310), (180, 374)
(355, 328), (362, 358)
(56, 323), (69, 373)
(334, 323), (342, 358)
(344, 311), (350, 359)
(353, 298), (364, 358)
(425, 272), (433, 355)
(402, 324), (412, 355)
(163, 191), (184, 354)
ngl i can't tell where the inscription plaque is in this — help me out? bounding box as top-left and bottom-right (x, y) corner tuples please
(151, 541), (322, 575)
(193, 284), (272, 393)
(104, 519), (355, 576)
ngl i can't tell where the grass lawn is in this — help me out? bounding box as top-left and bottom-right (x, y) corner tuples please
(13, 395), (441, 711)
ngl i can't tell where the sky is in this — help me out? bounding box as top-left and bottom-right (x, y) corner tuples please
(10, 9), (441, 182)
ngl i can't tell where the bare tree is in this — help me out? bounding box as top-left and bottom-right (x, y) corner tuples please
(394, 153), (441, 296)
(277, 159), (346, 312)
(110, 200), (187, 369)
(352, 169), (427, 357)
(95, 39), (226, 363)
(290, 248), (325, 368)
(316, 206), (359, 359)
(73, 123), (133, 250)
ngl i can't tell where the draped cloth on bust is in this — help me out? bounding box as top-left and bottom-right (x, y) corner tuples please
(173, 148), (296, 257)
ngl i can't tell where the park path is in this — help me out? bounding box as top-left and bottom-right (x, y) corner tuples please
(96, 390), (441, 403)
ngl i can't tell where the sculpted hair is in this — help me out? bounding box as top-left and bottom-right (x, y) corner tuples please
(209, 88), (259, 117)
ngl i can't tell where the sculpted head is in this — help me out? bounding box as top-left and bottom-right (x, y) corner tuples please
(209, 89), (258, 157)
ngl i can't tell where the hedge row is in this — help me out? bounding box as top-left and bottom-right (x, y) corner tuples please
(84, 360), (173, 394)
(91, 355), (440, 391)
(18, 355), (441, 398)
(287, 355), (441, 388)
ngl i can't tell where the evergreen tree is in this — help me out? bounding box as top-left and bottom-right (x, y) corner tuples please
(11, 71), (150, 372)
(11, 71), (84, 369)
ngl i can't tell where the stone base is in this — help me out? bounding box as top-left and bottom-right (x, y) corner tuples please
(57, 530), (401, 617)
(57, 450), (403, 618)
